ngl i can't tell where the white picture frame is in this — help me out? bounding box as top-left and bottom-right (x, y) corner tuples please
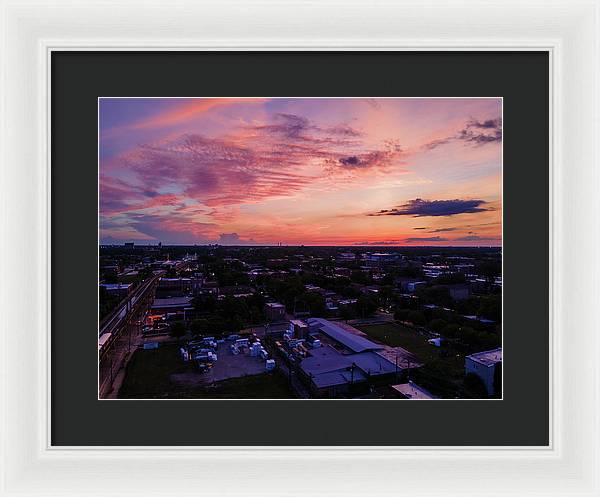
(1, 0), (598, 495)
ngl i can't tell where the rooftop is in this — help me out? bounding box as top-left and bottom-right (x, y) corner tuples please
(311, 369), (367, 389)
(306, 318), (383, 353)
(391, 381), (437, 399)
(466, 347), (502, 367)
(300, 345), (396, 388)
(100, 283), (132, 291)
(151, 296), (193, 309)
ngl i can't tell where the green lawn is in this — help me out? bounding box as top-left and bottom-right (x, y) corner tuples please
(176, 371), (298, 399)
(118, 344), (188, 398)
(355, 322), (439, 362)
(118, 344), (297, 399)
(356, 322), (466, 398)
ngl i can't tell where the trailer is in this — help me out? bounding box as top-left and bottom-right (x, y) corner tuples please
(98, 333), (113, 360)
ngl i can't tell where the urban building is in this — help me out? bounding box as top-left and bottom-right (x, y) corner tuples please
(156, 277), (192, 296)
(151, 296), (194, 318)
(465, 347), (502, 396)
(265, 302), (286, 322)
(299, 318), (398, 397)
(391, 381), (437, 399)
(100, 282), (132, 299)
(437, 283), (471, 301)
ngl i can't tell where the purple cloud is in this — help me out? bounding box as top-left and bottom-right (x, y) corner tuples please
(422, 116), (502, 150)
(404, 236), (449, 243)
(453, 235), (500, 242)
(370, 198), (489, 217)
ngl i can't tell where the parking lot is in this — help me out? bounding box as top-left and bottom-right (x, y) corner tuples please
(206, 341), (267, 382)
(169, 341), (269, 389)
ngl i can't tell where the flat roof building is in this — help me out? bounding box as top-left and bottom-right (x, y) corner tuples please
(306, 318), (383, 353)
(299, 319), (397, 397)
(265, 302), (286, 322)
(391, 381), (437, 399)
(100, 283), (132, 298)
(465, 347), (502, 396)
(151, 296), (193, 313)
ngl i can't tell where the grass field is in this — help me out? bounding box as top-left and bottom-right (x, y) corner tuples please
(355, 322), (440, 362)
(175, 371), (298, 399)
(118, 344), (297, 399)
(355, 322), (466, 398)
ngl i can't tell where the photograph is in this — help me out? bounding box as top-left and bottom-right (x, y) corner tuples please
(98, 97), (502, 400)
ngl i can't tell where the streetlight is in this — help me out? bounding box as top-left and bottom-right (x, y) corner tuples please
(396, 353), (412, 382)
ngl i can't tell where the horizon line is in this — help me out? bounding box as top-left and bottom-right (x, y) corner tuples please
(99, 243), (502, 248)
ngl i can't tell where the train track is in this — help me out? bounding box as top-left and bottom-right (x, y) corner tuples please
(98, 272), (163, 398)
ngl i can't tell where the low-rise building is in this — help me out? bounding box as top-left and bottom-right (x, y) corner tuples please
(156, 277), (192, 296)
(265, 302), (286, 322)
(436, 283), (471, 301)
(465, 347), (502, 396)
(298, 318), (398, 397)
(151, 296), (193, 316)
(100, 283), (132, 299)
(391, 381), (437, 399)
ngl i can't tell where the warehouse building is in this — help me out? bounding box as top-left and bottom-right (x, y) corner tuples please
(298, 318), (398, 397)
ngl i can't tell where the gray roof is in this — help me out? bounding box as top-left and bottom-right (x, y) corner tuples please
(300, 346), (353, 375)
(300, 345), (397, 388)
(151, 297), (193, 309)
(306, 318), (382, 353)
(311, 369), (367, 389)
(466, 347), (502, 367)
(351, 351), (397, 376)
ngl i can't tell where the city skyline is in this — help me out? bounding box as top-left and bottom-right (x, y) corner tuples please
(100, 97), (502, 246)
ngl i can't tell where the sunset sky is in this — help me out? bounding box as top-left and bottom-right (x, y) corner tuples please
(99, 97), (502, 246)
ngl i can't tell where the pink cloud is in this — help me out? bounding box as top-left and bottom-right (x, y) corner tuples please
(100, 100), (502, 245)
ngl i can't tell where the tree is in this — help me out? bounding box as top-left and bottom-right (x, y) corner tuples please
(493, 362), (502, 398)
(441, 323), (460, 339)
(478, 294), (502, 322)
(340, 305), (357, 322)
(191, 294), (217, 314)
(407, 310), (426, 326)
(378, 285), (395, 309)
(189, 319), (209, 336)
(302, 292), (327, 317)
(418, 286), (452, 308)
(463, 373), (489, 398)
(429, 318), (447, 333)
(103, 273), (118, 284)
(350, 270), (372, 285)
(394, 308), (410, 322)
(356, 294), (378, 318)
(170, 321), (186, 342)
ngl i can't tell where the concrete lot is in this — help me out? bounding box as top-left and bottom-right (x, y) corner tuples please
(170, 341), (268, 389)
(206, 342), (266, 382)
